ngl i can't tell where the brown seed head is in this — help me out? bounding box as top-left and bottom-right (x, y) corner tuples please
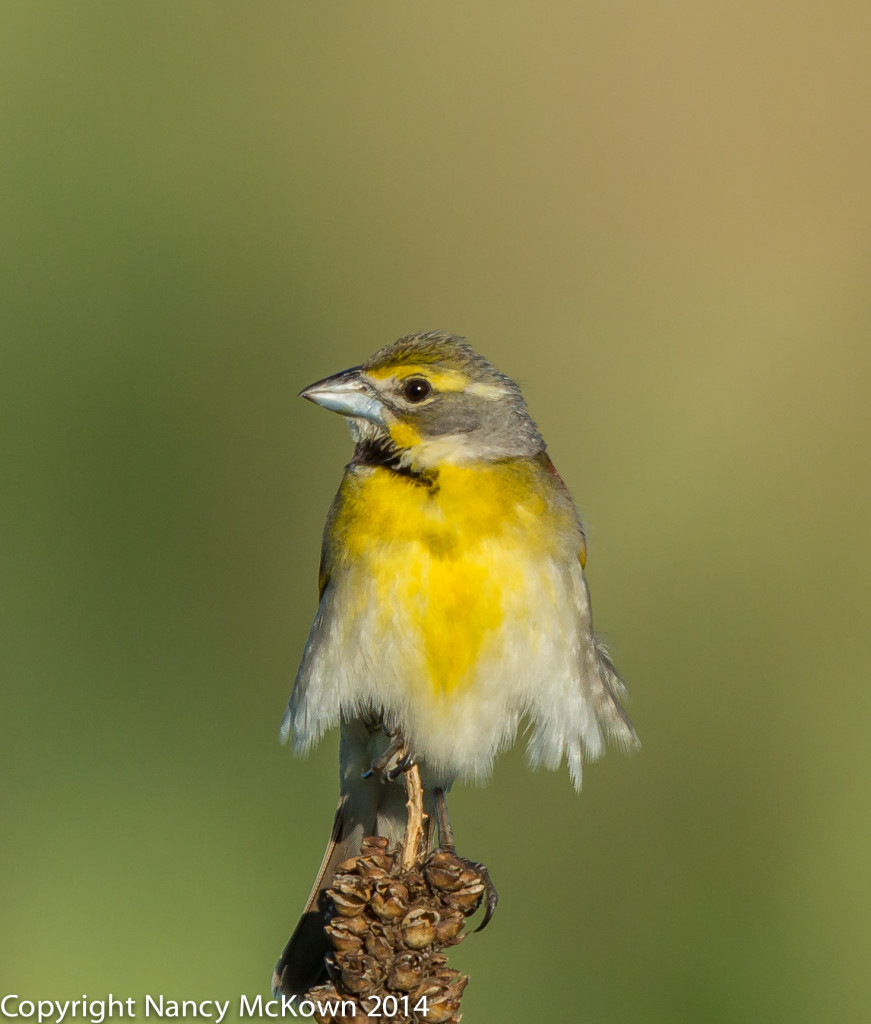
(363, 928), (394, 963)
(424, 851), (467, 892)
(420, 970), (468, 1023)
(325, 918), (364, 953)
(355, 853), (393, 880)
(369, 879), (409, 921)
(444, 872), (485, 914)
(433, 909), (465, 945)
(328, 874), (371, 917)
(304, 983), (342, 1024)
(402, 870), (428, 899)
(386, 951), (426, 992)
(333, 952), (384, 996)
(401, 906), (439, 949)
(359, 836), (390, 856)
(297, 829), (483, 1023)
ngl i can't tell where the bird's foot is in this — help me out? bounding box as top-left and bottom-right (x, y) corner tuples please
(432, 786), (499, 931)
(361, 728), (416, 781)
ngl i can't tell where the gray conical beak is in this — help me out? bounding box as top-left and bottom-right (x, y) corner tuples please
(299, 366), (386, 426)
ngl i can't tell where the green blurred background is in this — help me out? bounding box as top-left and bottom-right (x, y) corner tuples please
(2, 2), (870, 1020)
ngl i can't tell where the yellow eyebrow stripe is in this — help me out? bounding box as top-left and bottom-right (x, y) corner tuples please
(367, 364), (505, 400)
(367, 364), (470, 391)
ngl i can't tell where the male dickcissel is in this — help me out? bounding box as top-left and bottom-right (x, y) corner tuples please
(273, 331), (638, 995)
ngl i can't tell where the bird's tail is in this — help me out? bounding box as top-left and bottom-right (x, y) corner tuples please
(272, 720), (434, 997)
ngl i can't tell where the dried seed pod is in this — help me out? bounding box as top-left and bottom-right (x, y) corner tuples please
(402, 870), (427, 899)
(296, 824), (486, 1024)
(304, 984), (343, 1024)
(386, 951), (426, 992)
(444, 877), (485, 914)
(430, 968), (467, 993)
(325, 918), (365, 953)
(333, 952), (384, 996)
(433, 909), (465, 945)
(378, 920), (402, 950)
(424, 851), (467, 892)
(360, 835), (390, 856)
(328, 874), (371, 917)
(420, 1002), (459, 1024)
(400, 906), (439, 949)
(355, 852), (392, 879)
(363, 929), (393, 963)
(423, 993), (464, 1023)
(457, 864), (485, 888)
(369, 879), (409, 921)
(419, 970), (468, 1024)
(410, 978), (442, 1002)
(334, 913), (369, 937)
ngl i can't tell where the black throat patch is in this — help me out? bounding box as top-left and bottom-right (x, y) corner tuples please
(352, 437), (438, 490)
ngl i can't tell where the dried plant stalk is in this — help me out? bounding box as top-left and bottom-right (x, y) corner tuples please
(400, 762), (425, 870)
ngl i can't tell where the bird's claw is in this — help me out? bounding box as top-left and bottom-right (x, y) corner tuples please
(387, 749), (415, 779)
(469, 859), (499, 931)
(361, 729), (415, 781)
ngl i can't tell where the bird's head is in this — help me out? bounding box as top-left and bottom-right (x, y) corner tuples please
(300, 331), (544, 470)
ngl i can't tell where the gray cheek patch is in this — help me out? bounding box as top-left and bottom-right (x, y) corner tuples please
(421, 398), (482, 436)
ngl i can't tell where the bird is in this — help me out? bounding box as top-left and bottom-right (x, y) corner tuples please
(273, 331), (638, 996)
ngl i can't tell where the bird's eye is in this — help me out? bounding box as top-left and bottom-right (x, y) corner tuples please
(401, 377), (432, 403)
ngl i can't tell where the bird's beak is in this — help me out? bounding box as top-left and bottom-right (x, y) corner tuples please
(299, 366), (386, 426)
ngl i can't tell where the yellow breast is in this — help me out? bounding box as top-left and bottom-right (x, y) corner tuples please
(330, 460), (567, 695)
